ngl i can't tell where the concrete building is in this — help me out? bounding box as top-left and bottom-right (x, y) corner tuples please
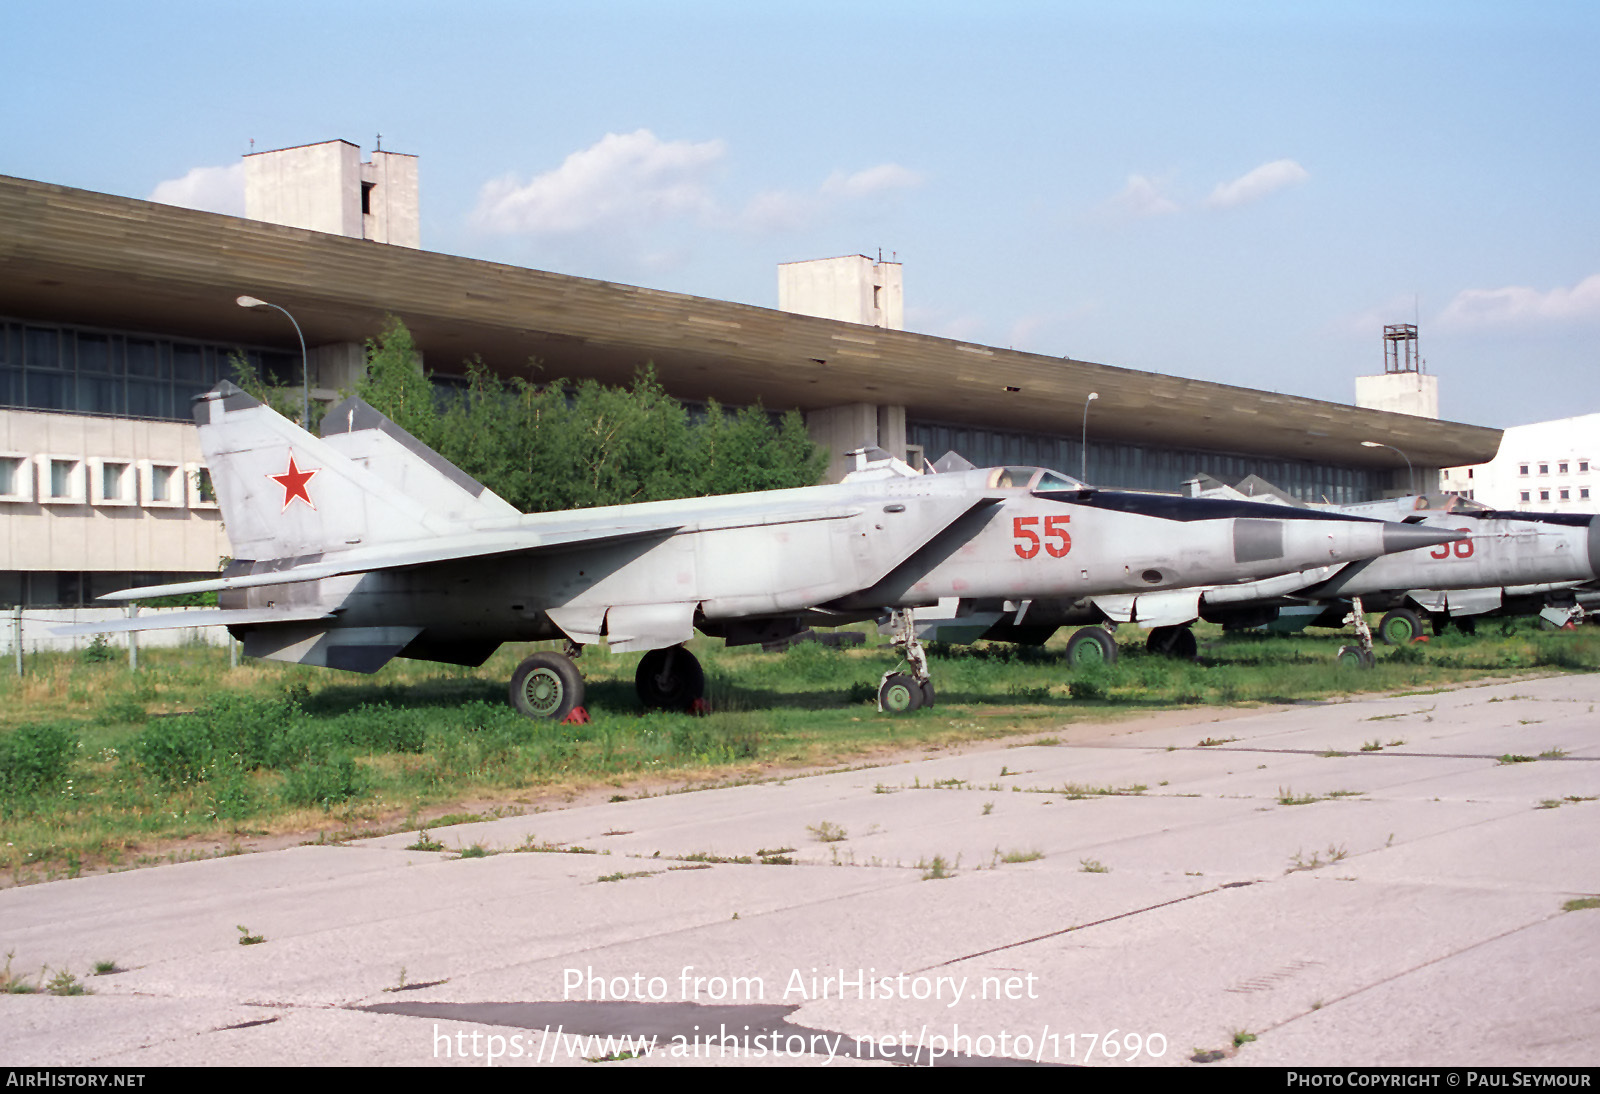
(244, 139), (419, 248)
(778, 255), (903, 330)
(1354, 324), (1440, 419)
(0, 164), (1502, 608)
(1440, 413), (1597, 512)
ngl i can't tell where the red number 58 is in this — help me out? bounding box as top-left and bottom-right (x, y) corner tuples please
(1429, 528), (1474, 560)
(1014, 515), (1071, 559)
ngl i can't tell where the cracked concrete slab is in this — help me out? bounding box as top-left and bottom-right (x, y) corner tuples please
(3, 673), (1598, 1067)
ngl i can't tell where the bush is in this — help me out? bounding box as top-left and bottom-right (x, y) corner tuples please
(1532, 638), (1593, 670)
(205, 763), (259, 821)
(1068, 675), (1107, 701)
(80, 635), (116, 664)
(669, 721), (760, 762)
(782, 640), (844, 684)
(130, 716), (216, 787)
(280, 755), (368, 809)
(0, 723), (78, 797)
(1388, 642), (1427, 665)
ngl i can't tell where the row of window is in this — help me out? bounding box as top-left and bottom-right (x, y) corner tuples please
(0, 454), (215, 509)
(1518, 460), (1591, 476)
(0, 317), (296, 422)
(1519, 487), (1591, 503)
(1, 570), (214, 609)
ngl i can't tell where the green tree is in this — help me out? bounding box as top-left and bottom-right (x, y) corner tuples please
(356, 316), (437, 444)
(229, 352), (322, 432)
(350, 318), (828, 512)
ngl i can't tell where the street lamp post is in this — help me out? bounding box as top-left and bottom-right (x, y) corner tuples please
(236, 296), (309, 427)
(1361, 440), (1416, 497)
(1080, 392), (1099, 483)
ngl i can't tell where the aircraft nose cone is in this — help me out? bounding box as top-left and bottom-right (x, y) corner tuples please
(1382, 523), (1466, 555)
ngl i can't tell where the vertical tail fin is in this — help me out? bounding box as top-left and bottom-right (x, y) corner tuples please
(193, 381), (461, 562)
(318, 394), (520, 522)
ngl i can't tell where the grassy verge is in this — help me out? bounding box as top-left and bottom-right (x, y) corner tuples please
(1, 618), (1596, 883)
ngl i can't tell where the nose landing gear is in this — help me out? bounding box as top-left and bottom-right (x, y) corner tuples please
(878, 608), (935, 713)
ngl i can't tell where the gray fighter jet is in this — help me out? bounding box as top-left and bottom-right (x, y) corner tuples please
(68, 383), (1465, 718)
(920, 480), (1599, 665)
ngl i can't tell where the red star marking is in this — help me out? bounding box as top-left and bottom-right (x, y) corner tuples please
(269, 452), (319, 512)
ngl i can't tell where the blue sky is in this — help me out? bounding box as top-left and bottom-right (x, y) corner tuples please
(8, 1), (1596, 429)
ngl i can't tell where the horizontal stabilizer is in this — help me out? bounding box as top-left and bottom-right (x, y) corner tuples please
(52, 606), (336, 637)
(98, 523), (684, 602)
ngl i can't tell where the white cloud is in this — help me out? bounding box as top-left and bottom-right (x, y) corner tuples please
(1104, 174), (1180, 220)
(1203, 159), (1308, 209)
(741, 163), (921, 233)
(1437, 274), (1600, 330)
(739, 188), (822, 233)
(148, 163), (245, 216)
(819, 163), (922, 199)
(471, 129), (726, 234)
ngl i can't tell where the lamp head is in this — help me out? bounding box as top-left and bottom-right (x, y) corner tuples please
(236, 295), (266, 309)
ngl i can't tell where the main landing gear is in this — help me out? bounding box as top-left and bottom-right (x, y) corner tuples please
(1145, 624), (1197, 660)
(1377, 607), (1423, 646)
(636, 645), (706, 712)
(508, 642), (708, 721)
(1065, 626), (1118, 666)
(509, 649), (587, 721)
(878, 608), (935, 713)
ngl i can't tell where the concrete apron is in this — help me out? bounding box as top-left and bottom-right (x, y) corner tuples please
(3, 673), (1598, 1067)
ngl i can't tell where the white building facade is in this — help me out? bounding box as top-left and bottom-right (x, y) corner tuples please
(1440, 413), (1597, 512)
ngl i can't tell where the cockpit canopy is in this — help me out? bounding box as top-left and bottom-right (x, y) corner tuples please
(986, 466), (1086, 491)
(1413, 493), (1493, 515)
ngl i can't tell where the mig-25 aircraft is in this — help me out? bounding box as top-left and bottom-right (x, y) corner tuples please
(918, 476), (1599, 666)
(68, 382), (1466, 719)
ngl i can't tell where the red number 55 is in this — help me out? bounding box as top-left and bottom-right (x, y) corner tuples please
(1014, 515), (1071, 559)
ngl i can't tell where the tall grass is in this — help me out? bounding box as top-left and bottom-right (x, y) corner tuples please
(1, 618), (1596, 881)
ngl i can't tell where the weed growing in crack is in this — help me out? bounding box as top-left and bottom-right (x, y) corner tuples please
(807, 820), (847, 843)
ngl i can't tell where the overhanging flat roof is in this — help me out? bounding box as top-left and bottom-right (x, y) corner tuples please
(0, 175), (1501, 470)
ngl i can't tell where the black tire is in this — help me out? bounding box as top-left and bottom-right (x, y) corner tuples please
(1430, 612), (1450, 637)
(1454, 616), (1477, 636)
(1065, 627), (1117, 667)
(878, 673), (924, 714)
(635, 646), (705, 711)
(1146, 625), (1198, 660)
(919, 678), (936, 709)
(1378, 608), (1422, 646)
(1337, 645), (1375, 670)
(509, 652), (585, 721)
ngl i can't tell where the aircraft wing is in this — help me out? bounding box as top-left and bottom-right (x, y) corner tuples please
(98, 501), (867, 603)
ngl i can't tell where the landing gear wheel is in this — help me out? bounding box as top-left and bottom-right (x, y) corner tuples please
(878, 672), (925, 714)
(636, 646), (705, 711)
(1430, 612), (1450, 637)
(1065, 626), (1118, 667)
(1378, 608), (1423, 646)
(1337, 645), (1376, 669)
(1455, 616), (1477, 636)
(919, 678), (936, 709)
(1146, 625), (1198, 660)
(509, 652), (585, 721)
